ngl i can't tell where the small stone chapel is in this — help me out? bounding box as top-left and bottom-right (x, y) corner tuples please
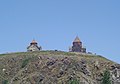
(69, 36), (86, 53)
(27, 40), (42, 51)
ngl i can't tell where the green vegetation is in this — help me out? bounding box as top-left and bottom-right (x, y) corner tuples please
(21, 58), (31, 68)
(2, 80), (8, 84)
(102, 69), (111, 84)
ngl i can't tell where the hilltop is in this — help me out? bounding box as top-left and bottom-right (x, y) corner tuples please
(0, 51), (119, 84)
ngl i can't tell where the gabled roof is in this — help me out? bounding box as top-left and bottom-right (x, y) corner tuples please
(73, 36), (81, 42)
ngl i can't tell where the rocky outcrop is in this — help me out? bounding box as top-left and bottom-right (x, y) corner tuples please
(110, 64), (120, 84)
(0, 51), (119, 84)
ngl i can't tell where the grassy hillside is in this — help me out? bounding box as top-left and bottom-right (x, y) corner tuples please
(0, 51), (116, 84)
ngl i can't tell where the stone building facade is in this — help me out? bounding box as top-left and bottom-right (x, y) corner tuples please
(69, 36), (86, 53)
(27, 40), (42, 51)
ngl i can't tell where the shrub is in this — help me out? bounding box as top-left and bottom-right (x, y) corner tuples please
(101, 69), (111, 84)
(69, 79), (79, 84)
(21, 58), (30, 68)
(2, 80), (8, 84)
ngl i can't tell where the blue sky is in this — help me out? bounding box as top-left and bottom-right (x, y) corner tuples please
(0, 0), (120, 63)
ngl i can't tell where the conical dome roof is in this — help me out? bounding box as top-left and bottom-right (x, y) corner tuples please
(73, 36), (81, 42)
(31, 39), (37, 44)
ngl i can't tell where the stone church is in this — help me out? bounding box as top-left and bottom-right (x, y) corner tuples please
(27, 40), (42, 51)
(69, 36), (86, 53)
